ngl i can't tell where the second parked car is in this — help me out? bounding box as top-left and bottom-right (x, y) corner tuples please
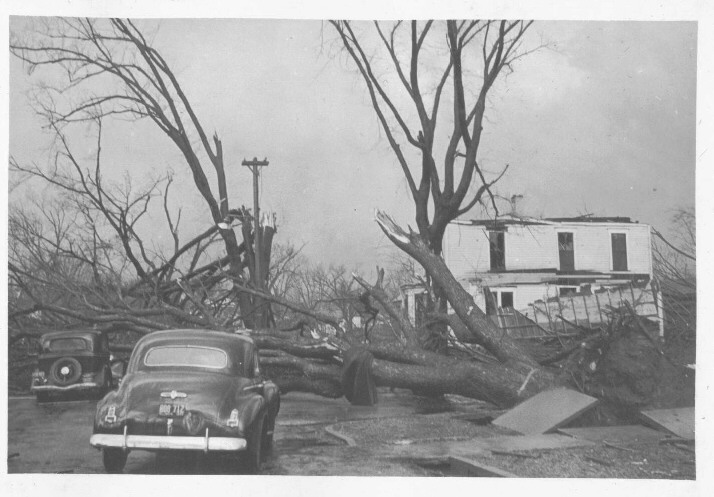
(30, 330), (115, 402)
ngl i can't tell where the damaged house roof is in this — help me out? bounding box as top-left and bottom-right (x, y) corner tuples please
(455, 214), (638, 227)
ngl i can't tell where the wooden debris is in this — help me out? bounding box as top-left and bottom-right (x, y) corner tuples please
(492, 388), (599, 435)
(640, 407), (694, 440)
(449, 456), (518, 477)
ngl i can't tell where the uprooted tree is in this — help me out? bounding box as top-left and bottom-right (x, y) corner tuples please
(9, 18), (669, 410)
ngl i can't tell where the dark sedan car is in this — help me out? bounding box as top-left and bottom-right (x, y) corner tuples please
(90, 329), (280, 473)
(30, 330), (114, 402)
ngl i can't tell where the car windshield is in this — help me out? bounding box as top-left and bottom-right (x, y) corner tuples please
(46, 337), (89, 352)
(143, 346), (228, 369)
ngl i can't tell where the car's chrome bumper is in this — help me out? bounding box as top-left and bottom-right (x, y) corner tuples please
(31, 382), (101, 393)
(90, 432), (247, 452)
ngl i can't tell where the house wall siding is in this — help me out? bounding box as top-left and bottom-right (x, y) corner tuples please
(445, 221), (652, 281)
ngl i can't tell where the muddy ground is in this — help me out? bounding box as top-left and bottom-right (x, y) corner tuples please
(7, 388), (694, 478)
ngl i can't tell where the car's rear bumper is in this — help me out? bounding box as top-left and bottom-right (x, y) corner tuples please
(31, 382), (101, 393)
(90, 432), (247, 452)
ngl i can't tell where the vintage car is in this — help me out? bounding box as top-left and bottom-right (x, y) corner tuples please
(30, 330), (114, 402)
(90, 329), (280, 473)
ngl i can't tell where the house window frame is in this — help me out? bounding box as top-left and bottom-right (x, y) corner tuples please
(556, 230), (576, 272)
(488, 229), (506, 271)
(486, 287), (516, 312)
(609, 230), (629, 272)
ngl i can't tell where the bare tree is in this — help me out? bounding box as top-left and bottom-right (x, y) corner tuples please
(10, 17), (274, 328)
(652, 207), (696, 344)
(329, 20), (538, 346)
(653, 207), (696, 289)
(8, 119), (235, 335)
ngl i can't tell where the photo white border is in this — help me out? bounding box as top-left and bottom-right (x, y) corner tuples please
(1, 2), (711, 497)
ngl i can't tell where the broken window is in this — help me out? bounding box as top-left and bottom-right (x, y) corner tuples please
(558, 232), (575, 272)
(489, 231), (505, 271)
(611, 233), (628, 271)
(559, 287), (577, 297)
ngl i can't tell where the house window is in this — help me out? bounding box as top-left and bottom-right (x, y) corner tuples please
(414, 293), (427, 329)
(489, 231), (505, 270)
(558, 232), (575, 272)
(485, 289), (514, 313)
(500, 291), (514, 309)
(611, 233), (628, 271)
(559, 287), (577, 297)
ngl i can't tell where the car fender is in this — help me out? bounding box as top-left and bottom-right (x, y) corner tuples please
(94, 374), (132, 430)
(235, 393), (265, 431)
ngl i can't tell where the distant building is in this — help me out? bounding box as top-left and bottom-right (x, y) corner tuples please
(443, 214), (653, 313)
(403, 214), (662, 338)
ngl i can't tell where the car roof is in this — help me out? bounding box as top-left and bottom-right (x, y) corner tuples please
(40, 330), (105, 340)
(127, 329), (255, 373)
(137, 329), (255, 346)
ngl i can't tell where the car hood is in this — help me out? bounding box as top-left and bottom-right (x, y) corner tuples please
(118, 371), (252, 425)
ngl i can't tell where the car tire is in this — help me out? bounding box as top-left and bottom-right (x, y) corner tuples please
(243, 414), (265, 474)
(262, 415), (274, 457)
(49, 357), (82, 386)
(103, 448), (127, 473)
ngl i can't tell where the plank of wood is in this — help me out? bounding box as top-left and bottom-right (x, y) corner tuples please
(492, 388), (599, 435)
(449, 456), (518, 477)
(640, 407), (694, 440)
(558, 425), (663, 444)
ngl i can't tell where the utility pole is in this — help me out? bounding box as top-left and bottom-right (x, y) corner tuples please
(241, 157), (269, 288)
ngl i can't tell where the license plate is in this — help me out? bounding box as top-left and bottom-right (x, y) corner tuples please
(159, 403), (186, 417)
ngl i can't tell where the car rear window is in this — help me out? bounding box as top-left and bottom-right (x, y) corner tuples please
(143, 346), (228, 369)
(47, 338), (89, 352)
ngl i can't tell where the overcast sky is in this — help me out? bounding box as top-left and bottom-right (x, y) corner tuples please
(9, 19), (697, 270)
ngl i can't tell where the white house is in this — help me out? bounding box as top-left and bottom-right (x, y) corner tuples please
(442, 214), (654, 314)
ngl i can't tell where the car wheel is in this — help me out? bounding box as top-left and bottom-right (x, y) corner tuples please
(49, 357), (82, 386)
(103, 448), (127, 473)
(243, 414), (265, 474)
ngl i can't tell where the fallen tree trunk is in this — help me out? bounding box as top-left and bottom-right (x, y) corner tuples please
(374, 211), (539, 368)
(250, 330), (562, 408)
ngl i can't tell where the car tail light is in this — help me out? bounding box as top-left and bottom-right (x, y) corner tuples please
(105, 405), (117, 424)
(227, 409), (240, 428)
